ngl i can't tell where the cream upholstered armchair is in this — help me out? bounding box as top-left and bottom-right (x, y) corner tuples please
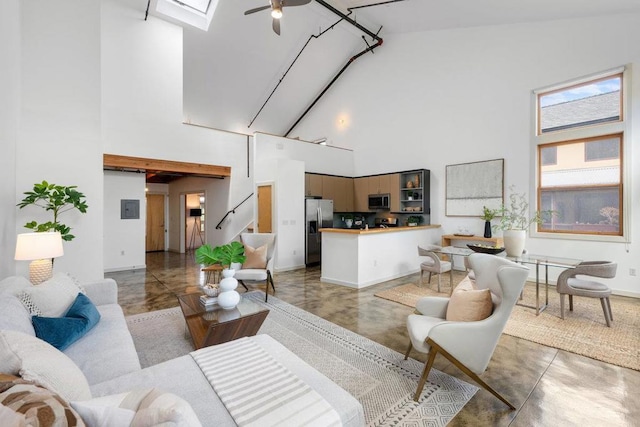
(234, 233), (276, 302)
(556, 261), (617, 327)
(404, 253), (529, 408)
(417, 245), (452, 293)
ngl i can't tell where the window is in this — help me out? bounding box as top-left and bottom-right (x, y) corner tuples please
(538, 75), (621, 134)
(584, 138), (619, 161)
(540, 146), (557, 166)
(535, 69), (626, 237)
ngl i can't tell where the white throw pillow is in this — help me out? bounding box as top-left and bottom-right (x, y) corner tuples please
(0, 293), (35, 336)
(0, 330), (92, 402)
(19, 272), (85, 317)
(72, 388), (202, 427)
(0, 275), (32, 296)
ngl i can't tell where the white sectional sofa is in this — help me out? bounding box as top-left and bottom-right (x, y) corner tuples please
(0, 275), (365, 426)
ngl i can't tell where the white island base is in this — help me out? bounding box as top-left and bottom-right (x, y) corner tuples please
(320, 225), (442, 288)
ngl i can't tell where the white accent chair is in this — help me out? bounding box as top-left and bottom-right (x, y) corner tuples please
(417, 245), (452, 293)
(404, 253), (529, 408)
(234, 233), (276, 302)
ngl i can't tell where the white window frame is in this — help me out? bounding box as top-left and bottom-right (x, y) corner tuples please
(530, 65), (632, 243)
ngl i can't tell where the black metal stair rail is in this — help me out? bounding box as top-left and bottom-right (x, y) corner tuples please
(215, 193), (253, 229)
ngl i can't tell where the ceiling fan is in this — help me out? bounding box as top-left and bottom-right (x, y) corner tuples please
(244, 0), (313, 35)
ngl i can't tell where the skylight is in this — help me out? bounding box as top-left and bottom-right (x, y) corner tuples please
(156, 0), (219, 31)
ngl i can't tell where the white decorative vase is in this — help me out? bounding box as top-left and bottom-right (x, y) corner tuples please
(218, 269), (240, 309)
(503, 230), (526, 257)
(345, 219), (353, 228)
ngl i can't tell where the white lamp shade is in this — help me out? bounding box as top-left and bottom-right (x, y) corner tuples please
(15, 232), (64, 260)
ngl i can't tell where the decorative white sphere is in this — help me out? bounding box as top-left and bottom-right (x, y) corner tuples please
(218, 290), (240, 310)
(219, 276), (238, 292)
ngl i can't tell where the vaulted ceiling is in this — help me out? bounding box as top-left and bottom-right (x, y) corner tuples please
(147, 0), (640, 140)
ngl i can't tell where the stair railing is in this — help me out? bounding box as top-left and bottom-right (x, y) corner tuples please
(215, 193), (253, 229)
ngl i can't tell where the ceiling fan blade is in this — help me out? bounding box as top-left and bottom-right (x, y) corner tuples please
(272, 18), (281, 35)
(244, 5), (271, 15)
(282, 0), (312, 6)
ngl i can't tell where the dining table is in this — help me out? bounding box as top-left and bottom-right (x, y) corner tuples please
(434, 246), (582, 315)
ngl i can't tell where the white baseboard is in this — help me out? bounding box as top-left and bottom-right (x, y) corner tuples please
(274, 264), (306, 273)
(104, 265), (146, 273)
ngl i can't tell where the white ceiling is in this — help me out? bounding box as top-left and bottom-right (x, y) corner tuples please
(153, 0), (640, 139)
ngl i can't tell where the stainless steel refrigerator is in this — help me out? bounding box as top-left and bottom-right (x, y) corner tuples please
(305, 199), (334, 265)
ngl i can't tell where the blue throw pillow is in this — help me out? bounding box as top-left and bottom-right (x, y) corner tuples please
(32, 293), (101, 351)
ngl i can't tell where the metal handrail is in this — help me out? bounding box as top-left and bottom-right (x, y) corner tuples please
(215, 193), (253, 229)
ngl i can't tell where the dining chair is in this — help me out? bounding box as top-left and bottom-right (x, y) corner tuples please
(404, 253), (529, 407)
(417, 245), (452, 293)
(556, 261), (617, 327)
(234, 233), (276, 302)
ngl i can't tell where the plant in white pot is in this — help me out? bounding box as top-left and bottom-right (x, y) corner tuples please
(195, 241), (246, 309)
(494, 187), (553, 257)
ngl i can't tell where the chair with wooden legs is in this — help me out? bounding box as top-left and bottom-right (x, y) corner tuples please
(404, 253), (529, 408)
(233, 233), (276, 302)
(417, 245), (452, 293)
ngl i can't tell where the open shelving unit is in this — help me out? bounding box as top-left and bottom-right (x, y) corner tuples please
(399, 169), (430, 214)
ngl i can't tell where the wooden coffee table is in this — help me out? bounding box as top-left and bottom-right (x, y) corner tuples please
(177, 292), (269, 350)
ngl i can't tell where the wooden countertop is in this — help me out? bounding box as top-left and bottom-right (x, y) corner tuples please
(321, 225), (441, 235)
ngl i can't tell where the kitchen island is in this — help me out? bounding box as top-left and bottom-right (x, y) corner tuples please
(320, 225), (442, 288)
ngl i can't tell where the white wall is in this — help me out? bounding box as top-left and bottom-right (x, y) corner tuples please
(254, 132), (355, 177)
(0, 0), (20, 277)
(103, 171), (146, 271)
(254, 133), (354, 271)
(101, 0), (253, 253)
(293, 13), (640, 296)
(0, 0), (254, 281)
(13, 0), (103, 282)
(275, 160), (305, 271)
(167, 177), (250, 252)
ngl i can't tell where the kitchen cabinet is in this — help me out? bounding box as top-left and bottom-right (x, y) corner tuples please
(367, 174), (391, 195)
(399, 169), (430, 214)
(353, 177), (370, 212)
(389, 173), (400, 212)
(305, 173), (323, 197)
(333, 177), (353, 212)
(321, 175), (336, 202)
(343, 177), (354, 212)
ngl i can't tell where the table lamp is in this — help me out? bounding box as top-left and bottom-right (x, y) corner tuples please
(15, 232), (64, 285)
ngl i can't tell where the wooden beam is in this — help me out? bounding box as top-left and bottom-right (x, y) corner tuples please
(103, 154), (231, 177)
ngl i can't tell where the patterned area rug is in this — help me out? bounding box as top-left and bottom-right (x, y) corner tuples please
(127, 292), (477, 426)
(375, 283), (640, 371)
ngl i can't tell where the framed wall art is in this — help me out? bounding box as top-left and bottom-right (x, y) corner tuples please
(445, 158), (504, 216)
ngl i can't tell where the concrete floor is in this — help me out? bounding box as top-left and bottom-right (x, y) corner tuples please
(107, 251), (640, 426)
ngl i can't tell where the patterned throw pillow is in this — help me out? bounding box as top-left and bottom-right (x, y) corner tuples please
(71, 388), (202, 427)
(0, 374), (85, 426)
(18, 272), (86, 317)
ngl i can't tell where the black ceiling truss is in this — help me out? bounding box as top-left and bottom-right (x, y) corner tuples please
(249, 0), (396, 137)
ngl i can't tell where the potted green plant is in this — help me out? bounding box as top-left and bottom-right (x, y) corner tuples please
(342, 213), (354, 228)
(494, 186), (554, 256)
(406, 215), (423, 227)
(195, 241), (246, 270)
(17, 180), (88, 241)
(480, 206), (498, 238)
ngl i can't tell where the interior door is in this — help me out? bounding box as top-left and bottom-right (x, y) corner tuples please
(257, 185), (272, 233)
(146, 194), (165, 252)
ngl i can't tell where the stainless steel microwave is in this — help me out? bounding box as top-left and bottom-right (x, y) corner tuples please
(368, 193), (390, 210)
